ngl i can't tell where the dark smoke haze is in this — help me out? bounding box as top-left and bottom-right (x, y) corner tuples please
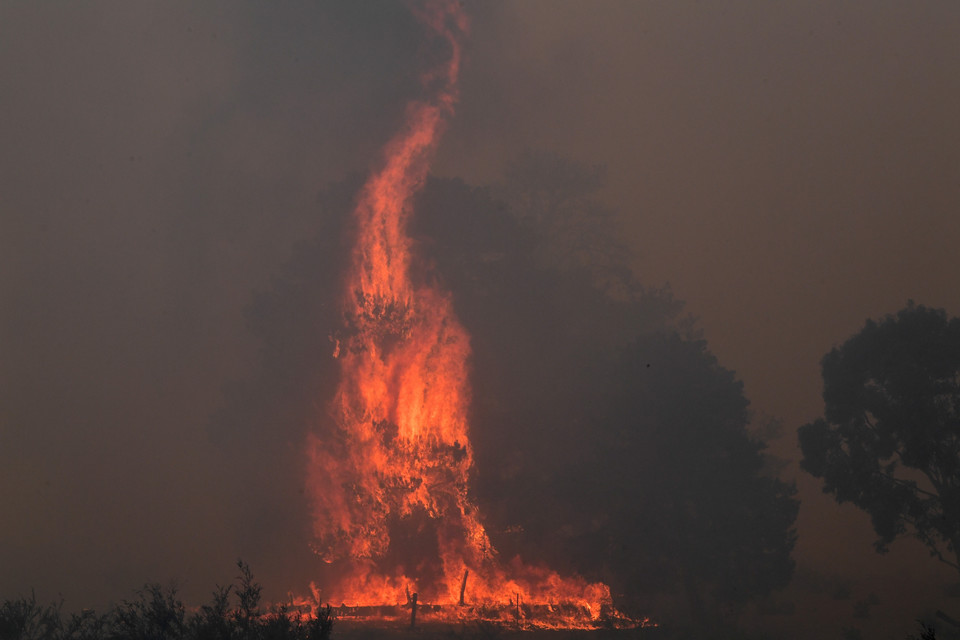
(2, 3), (960, 639)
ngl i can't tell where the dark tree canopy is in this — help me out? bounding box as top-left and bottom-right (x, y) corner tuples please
(528, 333), (798, 625)
(494, 151), (634, 296)
(799, 302), (960, 572)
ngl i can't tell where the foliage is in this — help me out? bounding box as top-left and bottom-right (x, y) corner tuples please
(799, 303), (960, 572)
(549, 333), (798, 625)
(0, 592), (61, 640)
(495, 151), (633, 294)
(0, 561), (333, 640)
(110, 583), (186, 640)
(909, 622), (937, 640)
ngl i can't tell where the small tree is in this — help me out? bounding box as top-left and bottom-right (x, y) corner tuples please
(0, 592), (61, 640)
(233, 560), (262, 634)
(109, 583), (186, 640)
(799, 302), (960, 572)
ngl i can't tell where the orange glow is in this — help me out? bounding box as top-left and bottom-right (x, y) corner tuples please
(303, 1), (628, 628)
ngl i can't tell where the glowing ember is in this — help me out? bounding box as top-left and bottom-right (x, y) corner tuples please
(304, 1), (623, 627)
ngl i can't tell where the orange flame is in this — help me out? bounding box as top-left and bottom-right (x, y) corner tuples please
(305, 1), (619, 626)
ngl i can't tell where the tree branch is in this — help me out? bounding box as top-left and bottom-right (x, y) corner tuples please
(906, 519), (960, 572)
(878, 470), (941, 501)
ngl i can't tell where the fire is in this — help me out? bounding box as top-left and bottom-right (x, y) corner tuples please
(303, 1), (625, 628)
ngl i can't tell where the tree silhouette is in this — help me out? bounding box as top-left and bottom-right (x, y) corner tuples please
(536, 332), (798, 626)
(799, 302), (960, 573)
(0, 561), (334, 640)
(495, 151), (633, 295)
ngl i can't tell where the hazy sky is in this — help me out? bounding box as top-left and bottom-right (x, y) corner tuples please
(3, 2), (960, 638)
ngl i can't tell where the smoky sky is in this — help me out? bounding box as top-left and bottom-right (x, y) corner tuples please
(3, 2), (960, 638)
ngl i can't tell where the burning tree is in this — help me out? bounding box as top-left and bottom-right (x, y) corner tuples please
(295, 0), (614, 623)
(214, 2), (797, 629)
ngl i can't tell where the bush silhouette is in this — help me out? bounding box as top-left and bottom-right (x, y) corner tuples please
(0, 561), (333, 640)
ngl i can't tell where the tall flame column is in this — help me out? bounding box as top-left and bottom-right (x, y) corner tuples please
(306, 1), (612, 616)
